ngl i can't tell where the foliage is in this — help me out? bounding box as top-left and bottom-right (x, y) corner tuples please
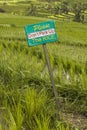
(0, 11), (87, 130)
(0, 0), (87, 22)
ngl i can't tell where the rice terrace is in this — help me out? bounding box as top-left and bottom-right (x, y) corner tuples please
(0, 0), (87, 130)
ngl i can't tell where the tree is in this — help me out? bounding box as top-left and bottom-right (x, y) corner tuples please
(0, 8), (5, 13)
(47, 3), (53, 14)
(73, 3), (82, 22)
(80, 14), (84, 23)
(26, 3), (37, 16)
(61, 1), (69, 14)
(54, 5), (60, 15)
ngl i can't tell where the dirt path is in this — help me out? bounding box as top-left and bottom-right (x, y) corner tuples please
(63, 113), (87, 130)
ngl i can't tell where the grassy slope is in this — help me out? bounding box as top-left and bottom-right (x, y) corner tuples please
(0, 13), (87, 84)
(0, 12), (87, 129)
(0, 1), (87, 129)
(0, 0), (87, 25)
(0, 13), (87, 63)
(1, 0), (87, 3)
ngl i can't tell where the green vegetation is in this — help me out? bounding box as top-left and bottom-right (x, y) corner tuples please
(0, 0), (87, 22)
(0, 0), (87, 129)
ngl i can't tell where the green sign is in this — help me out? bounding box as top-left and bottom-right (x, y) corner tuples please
(24, 20), (58, 46)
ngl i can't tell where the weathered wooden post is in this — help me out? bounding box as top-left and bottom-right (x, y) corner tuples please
(43, 44), (60, 110)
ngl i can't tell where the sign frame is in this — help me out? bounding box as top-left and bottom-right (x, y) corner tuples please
(24, 20), (58, 46)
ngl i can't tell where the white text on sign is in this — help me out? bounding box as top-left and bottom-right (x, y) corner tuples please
(28, 29), (55, 39)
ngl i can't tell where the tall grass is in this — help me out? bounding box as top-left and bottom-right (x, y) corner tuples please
(1, 87), (54, 130)
(23, 87), (51, 129)
(0, 14), (87, 129)
(0, 125), (2, 130)
(0, 85), (80, 130)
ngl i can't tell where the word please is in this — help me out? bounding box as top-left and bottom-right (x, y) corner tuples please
(33, 24), (50, 31)
(28, 29), (55, 39)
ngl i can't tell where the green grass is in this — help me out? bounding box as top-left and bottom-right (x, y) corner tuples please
(56, 21), (87, 46)
(0, 12), (87, 129)
(0, 0), (87, 23)
(0, 13), (87, 45)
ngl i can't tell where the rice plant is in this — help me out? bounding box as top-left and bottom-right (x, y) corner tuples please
(0, 13), (87, 130)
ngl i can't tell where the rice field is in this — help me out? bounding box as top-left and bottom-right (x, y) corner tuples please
(0, 13), (87, 130)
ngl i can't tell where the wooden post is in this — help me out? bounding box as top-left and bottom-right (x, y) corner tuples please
(43, 44), (60, 110)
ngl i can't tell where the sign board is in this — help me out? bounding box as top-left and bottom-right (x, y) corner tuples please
(24, 20), (58, 46)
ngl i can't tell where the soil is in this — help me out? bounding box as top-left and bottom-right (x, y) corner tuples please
(63, 113), (87, 130)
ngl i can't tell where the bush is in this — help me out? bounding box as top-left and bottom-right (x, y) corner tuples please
(0, 8), (5, 13)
